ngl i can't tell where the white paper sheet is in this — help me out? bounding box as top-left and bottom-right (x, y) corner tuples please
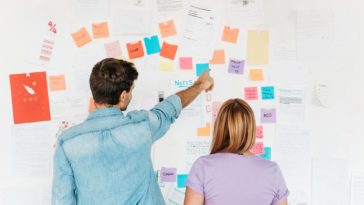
(157, 0), (185, 13)
(226, 0), (265, 28)
(351, 172), (364, 205)
(311, 157), (351, 205)
(181, 4), (220, 59)
(277, 88), (305, 123)
(11, 123), (52, 177)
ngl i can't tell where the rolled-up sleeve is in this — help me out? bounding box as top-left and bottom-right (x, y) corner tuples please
(148, 94), (182, 142)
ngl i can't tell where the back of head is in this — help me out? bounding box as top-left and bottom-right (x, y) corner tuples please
(211, 98), (256, 155)
(89, 58), (138, 105)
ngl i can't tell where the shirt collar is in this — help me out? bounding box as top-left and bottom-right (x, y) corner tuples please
(86, 107), (124, 121)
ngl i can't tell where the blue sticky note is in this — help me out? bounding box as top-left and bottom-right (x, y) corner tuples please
(177, 174), (188, 188)
(144, 35), (161, 55)
(196, 63), (209, 76)
(259, 147), (271, 160)
(261, 86), (275, 100)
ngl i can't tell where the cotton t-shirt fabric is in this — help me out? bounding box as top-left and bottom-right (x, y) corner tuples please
(186, 153), (289, 205)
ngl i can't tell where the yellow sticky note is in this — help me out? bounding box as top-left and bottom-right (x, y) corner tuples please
(160, 60), (174, 72)
(247, 30), (269, 65)
(249, 69), (264, 81)
(209, 49), (225, 64)
(49, 75), (66, 91)
(92, 22), (109, 39)
(197, 123), (211, 137)
(71, 27), (92, 48)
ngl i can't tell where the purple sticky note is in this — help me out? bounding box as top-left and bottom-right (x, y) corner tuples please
(160, 167), (177, 182)
(228, 58), (244, 74)
(260, 108), (276, 123)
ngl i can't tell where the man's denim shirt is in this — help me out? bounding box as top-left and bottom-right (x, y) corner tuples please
(52, 95), (182, 205)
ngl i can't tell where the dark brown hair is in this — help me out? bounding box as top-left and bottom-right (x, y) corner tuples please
(89, 58), (138, 105)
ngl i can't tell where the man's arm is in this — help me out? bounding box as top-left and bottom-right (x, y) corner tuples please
(147, 69), (214, 142)
(52, 142), (77, 205)
(176, 69), (214, 108)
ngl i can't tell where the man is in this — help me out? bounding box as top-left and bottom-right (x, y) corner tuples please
(52, 58), (214, 205)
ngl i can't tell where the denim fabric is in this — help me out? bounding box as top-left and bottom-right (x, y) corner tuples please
(52, 95), (182, 205)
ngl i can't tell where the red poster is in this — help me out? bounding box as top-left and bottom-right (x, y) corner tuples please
(9, 72), (51, 124)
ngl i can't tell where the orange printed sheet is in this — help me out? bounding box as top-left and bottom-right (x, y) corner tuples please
(9, 72), (51, 124)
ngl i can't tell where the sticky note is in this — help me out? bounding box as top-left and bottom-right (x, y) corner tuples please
(244, 87), (258, 100)
(209, 49), (225, 64)
(228, 59), (244, 74)
(249, 69), (264, 81)
(259, 147), (271, 160)
(104, 41), (122, 59)
(144, 35), (161, 55)
(196, 63), (209, 76)
(197, 123), (210, 136)
(247, 30), (269, 64)
(92, 22), (109, 39)
(126, 41), (144, 59)
(88, 98), (95, 113)
(160, 60), (174, 72)
(256, 125), (264, 139)
(160, 167), (177, 182)
(212, 102), (223, 123)
(71, 27), (92, 48)
(260, 108), (276, 123)
(251, 142), (264, 155)
(159, 20), (177, 38)
(160, 42), (178, 60)
(222, 26), (240, 43)
(179, 57), (193, 70)
(9, 72), (51, 124)
(177, 174), (188, 188)
(261, 86), (275, 100)
(49, 75), (66, 91)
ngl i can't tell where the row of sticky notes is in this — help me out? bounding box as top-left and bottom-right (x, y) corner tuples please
(126, 36), (178, 60)
(160, 167), (188, 188)
(71, 22), (109, 48)
(244, 86), (275, 100)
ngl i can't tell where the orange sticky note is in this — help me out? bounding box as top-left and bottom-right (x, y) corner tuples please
(92, 22), (109, 38)
(197, 123), (211, 136)
(159, 20), (177, 38)
(71, 27), (92, 48)
(209, 49), (225, 64)
(49, 75), (66, 91)
(222, 26), (239, 43)
(126, 41), (144, 59)
(249, 69), (264, 81)
(160, 42), (178, 60)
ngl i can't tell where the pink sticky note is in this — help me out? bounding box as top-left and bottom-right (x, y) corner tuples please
(244, 87), (258, 100)
(179, 57), (193, 70)
(260, 108), (276, 123)
(104, 41), (122, 58)
(251, 142), (264, 155)
(256, 125), (264, 139)
(212, 102), (223, 124)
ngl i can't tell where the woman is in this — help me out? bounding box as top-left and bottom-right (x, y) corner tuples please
(184, 99), (289, 205)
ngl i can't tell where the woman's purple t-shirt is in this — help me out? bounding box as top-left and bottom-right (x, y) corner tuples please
(186, 153), (289, 205)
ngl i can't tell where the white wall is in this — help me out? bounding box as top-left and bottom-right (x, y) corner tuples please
(1, 0), (364, 204)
